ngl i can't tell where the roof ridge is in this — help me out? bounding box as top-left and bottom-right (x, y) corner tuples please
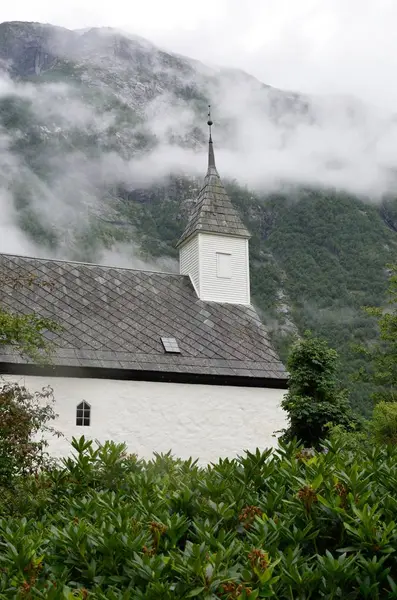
(0, 252), (183, 277)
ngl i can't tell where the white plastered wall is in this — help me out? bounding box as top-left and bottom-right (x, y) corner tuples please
(3, 375), (286, 463)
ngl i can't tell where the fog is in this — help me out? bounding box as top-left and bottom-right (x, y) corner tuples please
(0, 23), (396, 264)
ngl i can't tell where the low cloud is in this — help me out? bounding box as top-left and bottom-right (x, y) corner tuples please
(97, 242), (178, 273)
(0, 24), (397, 265)
(128, 77), (397, 199)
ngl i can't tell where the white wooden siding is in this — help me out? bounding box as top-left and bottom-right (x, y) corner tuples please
(179, 236), (200, 295)
(198, 234), (250, 304)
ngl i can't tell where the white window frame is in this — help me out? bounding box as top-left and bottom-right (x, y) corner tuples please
(216, 252), (232, 279)
(76, 401), (91, 427)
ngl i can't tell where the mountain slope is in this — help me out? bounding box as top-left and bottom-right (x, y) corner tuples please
(1, 21), (397, 415)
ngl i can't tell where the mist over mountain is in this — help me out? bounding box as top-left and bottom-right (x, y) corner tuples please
(1, 20), (397, 415)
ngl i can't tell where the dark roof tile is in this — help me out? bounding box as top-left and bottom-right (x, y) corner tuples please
(0, 253), (287, 382)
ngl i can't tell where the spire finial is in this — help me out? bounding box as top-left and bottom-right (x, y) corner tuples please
(207, 104), (216, 169)
(207, 104), (213, 142)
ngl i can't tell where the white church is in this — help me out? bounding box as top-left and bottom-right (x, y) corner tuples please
(0, 121), (288, 462)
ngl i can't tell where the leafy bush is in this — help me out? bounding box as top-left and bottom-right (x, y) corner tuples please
(2, 436), (397, 598)
(281, 333), (359, 446)
(327, 422), (372, 453)
(0, 381), (59, 486)
(372, 401), (397, 445)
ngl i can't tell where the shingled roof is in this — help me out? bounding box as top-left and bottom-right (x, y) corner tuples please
(0, 254), (287, 386)
(176, 136), (251, 247)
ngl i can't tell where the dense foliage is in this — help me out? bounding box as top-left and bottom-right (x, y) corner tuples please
(372, 402), (397, 445)
(0, 381), (58, 486)
(228, 185), (397, 417)
(357, 265), (397, 404)
(281, 333), (358, 446)
(2, 437), (397, 598)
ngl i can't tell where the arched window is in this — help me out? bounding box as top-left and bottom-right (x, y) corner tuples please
(76, 401), (91, 426)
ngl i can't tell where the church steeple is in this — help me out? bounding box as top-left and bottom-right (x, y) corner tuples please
(177, 107), (251, 305)
(177, 106), (250, 248)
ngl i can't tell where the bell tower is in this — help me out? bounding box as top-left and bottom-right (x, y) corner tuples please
(177, 107), (251, 305)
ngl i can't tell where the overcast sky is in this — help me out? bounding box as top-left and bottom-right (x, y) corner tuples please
(0, 0), (396, 109)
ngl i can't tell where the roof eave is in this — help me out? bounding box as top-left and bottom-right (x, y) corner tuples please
(0, 361), (289, 389)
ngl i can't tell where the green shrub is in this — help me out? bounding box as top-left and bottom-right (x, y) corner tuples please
(372, 401), (397, 445)
(327, 422), (372, 453)
(0, 381), (59, 486)
(281, 333), (359, 446)
(1, 436), (397, 598)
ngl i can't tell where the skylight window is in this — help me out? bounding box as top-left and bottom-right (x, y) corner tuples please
(161, 337), (181, 353)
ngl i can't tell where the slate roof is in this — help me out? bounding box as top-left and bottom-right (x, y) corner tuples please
(0, 253), (287, 384)
(176, 138), (251, 247)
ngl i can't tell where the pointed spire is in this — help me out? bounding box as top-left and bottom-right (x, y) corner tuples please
(207, 105), (216, 171)
(176, 104), (251, 248)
